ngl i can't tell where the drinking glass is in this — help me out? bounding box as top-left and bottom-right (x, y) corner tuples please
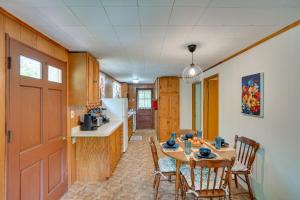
(171, 132), (177, 140)
(197, 130), (202, 139)
(216, 138), (222, 150)
(184, 140), (192, 155)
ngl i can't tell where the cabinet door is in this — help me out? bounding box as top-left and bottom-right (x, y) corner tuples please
(87, 55), (94, 104)
(169, 93), (179, 119)
(109, 132), (116, 171)
(93, 60), (100, 103)
(159, 77), (169, 93)
(159, 94), (169, 117)
(168, 77), (179, 93)
(158, 117), (170, 142)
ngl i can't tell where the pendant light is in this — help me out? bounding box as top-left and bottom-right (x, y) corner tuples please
(182, 44), (203, 83)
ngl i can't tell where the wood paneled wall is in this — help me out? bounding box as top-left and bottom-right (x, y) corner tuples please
(128, 84), (154, 110)
(0, 8), (69, 200)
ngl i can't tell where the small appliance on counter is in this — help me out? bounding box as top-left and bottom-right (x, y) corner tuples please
(80, 114), (98, 131)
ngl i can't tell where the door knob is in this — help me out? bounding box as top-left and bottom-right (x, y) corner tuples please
(62, 136), (67, 141)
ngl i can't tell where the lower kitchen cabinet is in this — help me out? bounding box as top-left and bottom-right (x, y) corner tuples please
(75, 124), (123, 181)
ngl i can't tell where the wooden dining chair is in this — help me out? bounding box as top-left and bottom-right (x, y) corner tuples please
(148, 136), (176, 199)
(232, 135), (260, 200)
(180, 158), (235, 199)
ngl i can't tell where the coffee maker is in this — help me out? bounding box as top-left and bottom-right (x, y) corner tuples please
(80, 113), (97, 131)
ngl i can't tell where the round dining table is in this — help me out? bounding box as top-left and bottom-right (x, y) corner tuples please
(159, 137), (236, 200)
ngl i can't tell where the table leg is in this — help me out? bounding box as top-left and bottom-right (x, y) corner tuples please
(175, 160), (181, 200)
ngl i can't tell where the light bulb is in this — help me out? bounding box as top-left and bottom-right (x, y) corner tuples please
(189, 67), (196, 76)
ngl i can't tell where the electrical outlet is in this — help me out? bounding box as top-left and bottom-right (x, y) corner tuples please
(70, 110), (75, 119)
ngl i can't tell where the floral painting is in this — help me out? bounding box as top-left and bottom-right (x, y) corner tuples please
(242, 73), (264, 117)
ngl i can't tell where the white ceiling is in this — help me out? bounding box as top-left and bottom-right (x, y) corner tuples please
(1, 0), (300, 83)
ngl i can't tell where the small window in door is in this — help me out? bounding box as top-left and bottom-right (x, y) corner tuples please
(137, 90), (152, 109)
(48, 65), (62, 83)
(20, 55), (42, 79)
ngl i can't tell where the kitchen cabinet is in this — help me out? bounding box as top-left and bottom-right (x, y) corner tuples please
(121, 83), (128, 98)
(156, 77), (180, 142)
(69, 52), (100, 105)
(75, 123), (123, 181)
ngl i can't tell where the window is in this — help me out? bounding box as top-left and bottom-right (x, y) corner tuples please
(113, 81), (121, 98)
(48, 65), (62, 83)
(20, 55), (41, 79)
(137, 90), (152, 109)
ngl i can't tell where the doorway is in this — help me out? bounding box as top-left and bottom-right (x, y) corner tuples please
(6, 37), (67, 199)
(136, 88), (154, 129)
(192, 82), (202, 131)
(203, 74), (219, 141)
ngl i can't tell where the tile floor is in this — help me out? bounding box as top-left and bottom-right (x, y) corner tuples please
(61, 130), (250, 200)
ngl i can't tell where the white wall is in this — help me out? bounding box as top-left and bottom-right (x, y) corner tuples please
(180, 79), (192, 129)
(203, 25), (300, 199)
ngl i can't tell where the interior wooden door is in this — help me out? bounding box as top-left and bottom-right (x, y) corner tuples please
(203, 75), (219, 141)
(6, 38), (67, 200)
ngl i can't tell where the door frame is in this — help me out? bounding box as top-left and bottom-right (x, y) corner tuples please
(192, 81), (201, 131)
(5, 34), (68, 199)
(203, 74), (219, 140)
(135, 88), (154, 129)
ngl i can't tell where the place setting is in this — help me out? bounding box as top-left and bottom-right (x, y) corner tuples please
(161, 132), (183, 152)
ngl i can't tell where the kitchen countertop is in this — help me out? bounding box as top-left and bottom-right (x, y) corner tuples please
(71, 120), (123, 137)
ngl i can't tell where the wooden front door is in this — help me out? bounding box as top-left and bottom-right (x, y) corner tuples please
(136, 89), (153, 129)
(6, 38), (67, 200)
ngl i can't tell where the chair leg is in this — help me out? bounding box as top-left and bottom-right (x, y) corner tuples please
(153, 175), (157, 189)
(168, 175), (172, 182)
(180, 176), (185, 200)
(155, 175), (161, 200)
(245, 174), (254, 200)
(234, 174), (238, 188)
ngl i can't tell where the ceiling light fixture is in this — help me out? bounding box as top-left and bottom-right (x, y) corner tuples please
(132, 78), (139, 84)
(182, 44), (203, 83)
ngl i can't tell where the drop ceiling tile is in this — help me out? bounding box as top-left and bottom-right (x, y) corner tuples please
(101, 0), (137, 6)
(139, 6), (172, 25)
(210, 0), (294, 8)
(39, 6), (81, 26)
(141, 26), (166, 40)
(174, 0), (211, 6)
(115, 26), (142, 46)
(169, 7), (205, 25)
(198, 7), (300, 26)
(105, 6), (139, 25)
(63, 0), (100, 6)
(60, 26), (93, 40)
(1, 0), (64, 6)
(1, 5), (49, 26)
(138, 0), (174, 6)
(70, 6), (110, 26)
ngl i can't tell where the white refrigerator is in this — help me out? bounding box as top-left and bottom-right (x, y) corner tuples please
(102, 98), (128, 152)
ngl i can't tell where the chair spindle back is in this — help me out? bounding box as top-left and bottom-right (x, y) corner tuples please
(190, 158), (234, 194)
(149, 136), (159, 171)
(234, 135), (260, 170)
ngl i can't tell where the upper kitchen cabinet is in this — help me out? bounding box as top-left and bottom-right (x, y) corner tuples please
(69, 52), (100, 105)
(121, 83), (128, 98)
